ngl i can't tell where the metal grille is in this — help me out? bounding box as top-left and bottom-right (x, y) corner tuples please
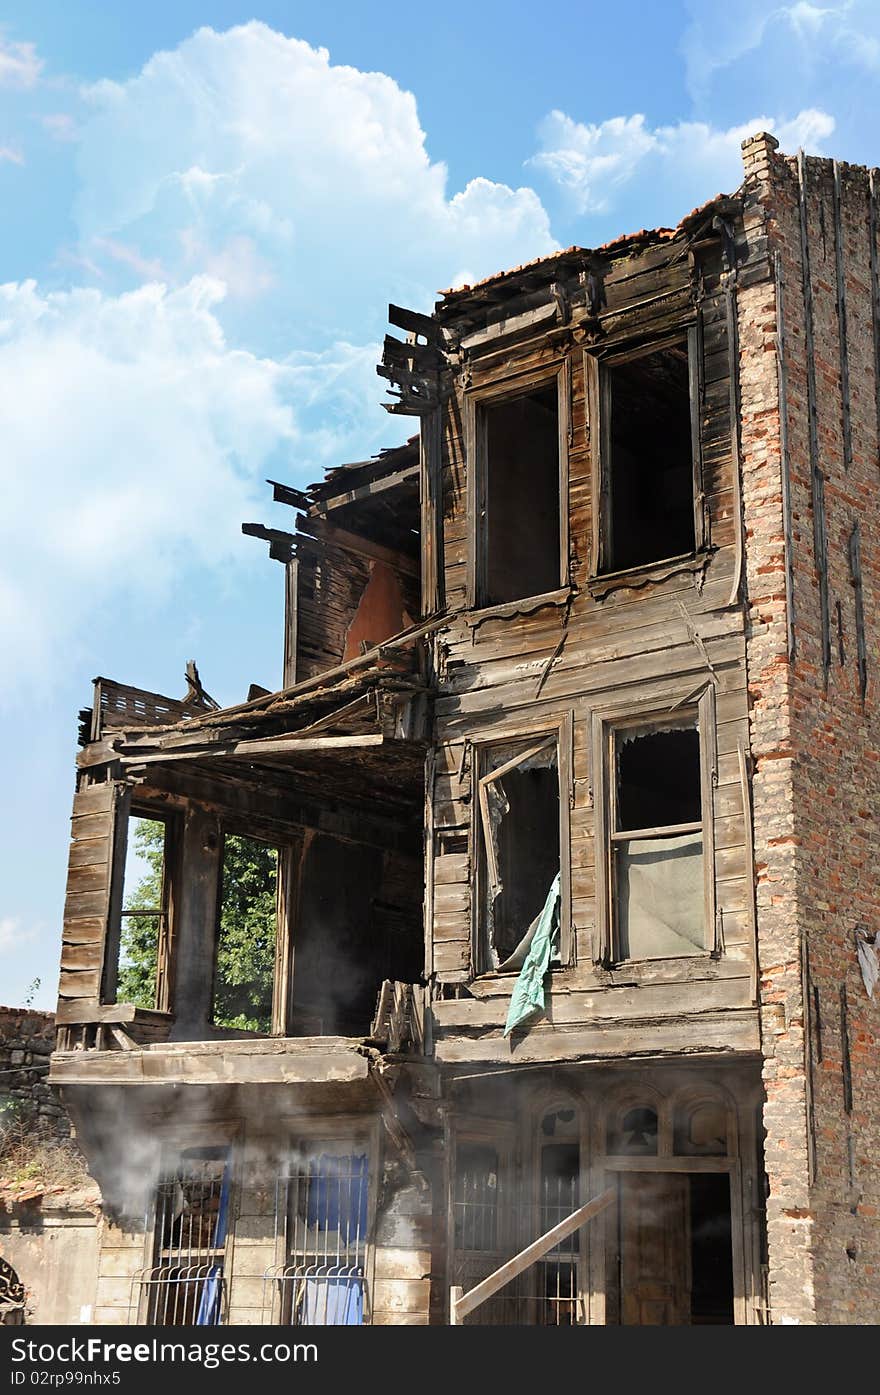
(452, 1141), (584, 1325)
(132, 1147), (230, 1326)
(263, 1153), (369, 1325)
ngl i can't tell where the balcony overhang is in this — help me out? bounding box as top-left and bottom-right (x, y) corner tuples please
(50, 1034), (374, 1088)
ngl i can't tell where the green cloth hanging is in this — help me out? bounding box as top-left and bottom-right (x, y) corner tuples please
(504, 872), (561, 1037)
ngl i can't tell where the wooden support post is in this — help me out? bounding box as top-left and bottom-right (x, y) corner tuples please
(283, 557), (298, 689)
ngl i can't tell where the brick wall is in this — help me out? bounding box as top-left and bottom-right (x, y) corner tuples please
(739, 133), (880, 1324)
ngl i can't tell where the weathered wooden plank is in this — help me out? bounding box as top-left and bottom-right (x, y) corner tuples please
(72, 783), (115, 816)
(58, 967), (101, 998)
(60, 917), (105, 946)
(70, 811), (115, 842)
(66, 864), (109, 894)
(434, 852), (469, 885)
(432, 973), (753, 1030)
(435, 1010), (760, 1064)
(67, 836), (110, 869)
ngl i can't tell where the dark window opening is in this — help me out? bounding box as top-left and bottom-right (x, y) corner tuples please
(145, 1146), (230, 1326)
(291, 834), (423, 1037)
(479, 741), (560, 971)
(604, 341), (695, 573)
(613, 723), (704, 961)
(212, 834), (278, 1033)
(689, 1175), (734, 1325)
(482, 384), (560, 606)
(617, 726), (701, 831)
(115, 813), (173, 1011)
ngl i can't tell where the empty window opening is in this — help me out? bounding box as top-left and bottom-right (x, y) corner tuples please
(617, 1172), (733, 1325)
(291, 834), (423, 1037)
(212, 834), (278, 1033)
(266, 1151), (369, 1326)
(482, 384), (560, 606)
(141, 1146), (230, 1326)
(479, 740), (560, 972)
(115, 813), (173, 1011)
(603, 341), (695, 573)
(613, 723), (704, 960)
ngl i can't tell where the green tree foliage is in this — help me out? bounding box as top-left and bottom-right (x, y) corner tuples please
(117, 822), (277, 1032)
(117, 818), (165, 1010)
(213, 835), (278, 1033)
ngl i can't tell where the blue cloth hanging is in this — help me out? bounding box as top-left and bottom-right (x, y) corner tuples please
(195, 1153), (230, 1326)
(301, 1268), (364, 1325)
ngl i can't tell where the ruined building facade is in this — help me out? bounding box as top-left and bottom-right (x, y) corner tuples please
(49, 133), (879, 1326)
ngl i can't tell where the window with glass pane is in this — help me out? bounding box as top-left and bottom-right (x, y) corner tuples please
(612, 720), (704, 959)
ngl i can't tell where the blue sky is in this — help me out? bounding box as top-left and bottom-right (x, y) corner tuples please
(1, 1), (879, 1007)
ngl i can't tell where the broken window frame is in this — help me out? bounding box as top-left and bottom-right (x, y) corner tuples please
(465, 363), (571, 613)
(585, 323), (707, 584)
(102, 791), (181, 1013)
(591, 686), (717, 966)
(471, 714), (573, 975)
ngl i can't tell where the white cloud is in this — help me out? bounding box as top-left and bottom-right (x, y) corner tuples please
(0, 144), (24, 165)
(72, 22), (557, 337)
(0, 25), (564, 687)
(0, 277), (297, 678)
(0, 35), (42, 89)
(681, 1), (880, 100)
(530, 108), (835, 217)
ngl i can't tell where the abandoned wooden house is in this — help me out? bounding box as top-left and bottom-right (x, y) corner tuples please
(48, 132), (879, 1326)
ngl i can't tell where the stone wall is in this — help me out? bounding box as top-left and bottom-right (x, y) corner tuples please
(0, 1007), (68, 1138)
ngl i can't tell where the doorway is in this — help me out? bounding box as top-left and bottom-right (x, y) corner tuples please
(617, 1171), (734, 1326)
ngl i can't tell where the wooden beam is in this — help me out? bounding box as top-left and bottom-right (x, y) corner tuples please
(303, 517), (419, 578)
(388, 303), (443, 343)
(119, 733), (389, 767)
(452, 1188), (615, 1323)
(268, 479), (310, 510)
(308, 464), (419, 517)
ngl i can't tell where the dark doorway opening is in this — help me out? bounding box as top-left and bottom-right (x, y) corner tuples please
(617, 1171), (734, 1325)
(689, 1174), (734, 1325)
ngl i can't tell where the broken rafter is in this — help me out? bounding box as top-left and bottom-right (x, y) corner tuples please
(241, 522), (297, 564)
(307, 463), (420, 517)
